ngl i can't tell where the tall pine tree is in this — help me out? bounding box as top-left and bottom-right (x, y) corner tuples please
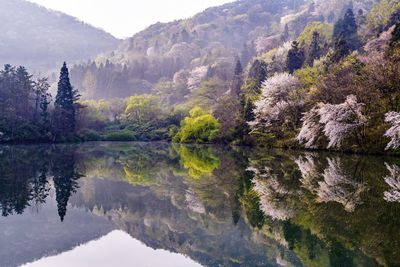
(287, 41), (305, 73)
(331, 9), (359, 62)
(231, 58), (244, 96)
(307, 31), (322, 66)
(53, 62), (79, 140)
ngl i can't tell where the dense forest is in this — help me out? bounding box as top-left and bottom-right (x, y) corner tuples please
(2, 0), (400, 154)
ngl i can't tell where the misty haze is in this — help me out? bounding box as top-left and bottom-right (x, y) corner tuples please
(1, 0), (400, 266)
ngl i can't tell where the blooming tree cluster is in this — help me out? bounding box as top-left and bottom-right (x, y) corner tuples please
(187, 66), (208, 91)
(250, 72), (302, 133)
(384, 111), (400, 150)
(297, 95), (367, 149)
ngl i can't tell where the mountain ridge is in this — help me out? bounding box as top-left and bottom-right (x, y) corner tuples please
(0, 0), (120, 71)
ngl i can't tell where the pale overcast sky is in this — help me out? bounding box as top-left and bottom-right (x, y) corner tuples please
(27, 0), (234, 39)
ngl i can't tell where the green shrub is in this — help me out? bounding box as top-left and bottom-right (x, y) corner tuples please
(173, 107), (221, 143)
(78, 129), (102, 141)
(102, 130), (137, 141)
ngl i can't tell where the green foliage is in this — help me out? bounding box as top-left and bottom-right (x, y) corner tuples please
(102, 130), (137, 141)
(123, 166), (156, 186)
(0, 64), (51, 142)
(367, 0), (400, 31)
(294, 65), (325, 89)
(297, 21), (333, 47)
(77, 129), (102, 141)
(174, 145), (220, 178)
(173, 107), (221, 143)
(125, 94), (161, 124)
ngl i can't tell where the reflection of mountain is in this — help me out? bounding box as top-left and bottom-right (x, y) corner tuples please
(0, 197), (113, 267)
(71, 173), (299, 267)
(24, 230), (203, 267)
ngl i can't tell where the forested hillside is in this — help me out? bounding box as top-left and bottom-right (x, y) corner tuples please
(70, 0), (309, 99)
(2, 0), (400, 155)
(0, 0), (119, 70)
(70, 0), (376, 100)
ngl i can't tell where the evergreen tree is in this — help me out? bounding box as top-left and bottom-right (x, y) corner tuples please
(248, 59), (268, 89)
(331, 9), (359, 62)
(231, 58), (244, 96)
(34, 78), (51, 135)
(53, 62), (79, 139)
(307, 31), (322, 66)
(287, 41), (305, 73)
(240, 59), (268, 123)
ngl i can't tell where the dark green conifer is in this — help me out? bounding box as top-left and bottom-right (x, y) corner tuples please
(307, 31), (322, 66)
(331, 9), (359, 62)
(53, 62), (78, 139)
(287, 41), (305, 73)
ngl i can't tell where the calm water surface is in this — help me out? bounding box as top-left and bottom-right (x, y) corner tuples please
(0, 142), (399, 267)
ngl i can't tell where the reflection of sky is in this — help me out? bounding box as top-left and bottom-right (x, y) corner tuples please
(22, 230), (203, 267)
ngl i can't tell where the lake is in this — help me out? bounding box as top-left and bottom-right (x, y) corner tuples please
(0, 142), (399, 267)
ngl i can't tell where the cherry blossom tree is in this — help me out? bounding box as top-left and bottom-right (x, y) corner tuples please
(250, 72), (302, 134)
(384, 111), (400, 150)
(187, 66), (208, 91)
(297, 95), (367, 149)
(296, 105), (325, 149)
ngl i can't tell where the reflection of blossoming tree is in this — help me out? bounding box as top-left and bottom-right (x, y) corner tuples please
(249, 164), (294, 221)
(185, 189), (206, 214)
(295, 153), (320, 192)
(383, 163), (400, 203)
(316, 158), (365, 212)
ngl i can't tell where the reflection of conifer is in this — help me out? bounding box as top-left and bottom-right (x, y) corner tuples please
(52, 147), (82, 221)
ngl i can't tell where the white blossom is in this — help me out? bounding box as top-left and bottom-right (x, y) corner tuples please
(384, 111), (400, 150)
(253, 177), (294, 221)
(316, 158), (365, 212)
(295, 154), (320, 192)
(383, 163), (400, 203)
(187, 66), (208, 91)
(319, 95), (366, 149)
(251, 73), (302, 132)
(185, 190), (206, 214)
(249, 163), (295, 221)
(297, 105), (324, 149)
(297, 95), (367, 149)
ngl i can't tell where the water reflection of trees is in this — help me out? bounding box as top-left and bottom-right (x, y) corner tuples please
(383, 163), (400, 203)
(248, 150), (400, 267)
(52, 146), (82, 221)
(2, 143), (400, 267)
(0, 145), (82, 221)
